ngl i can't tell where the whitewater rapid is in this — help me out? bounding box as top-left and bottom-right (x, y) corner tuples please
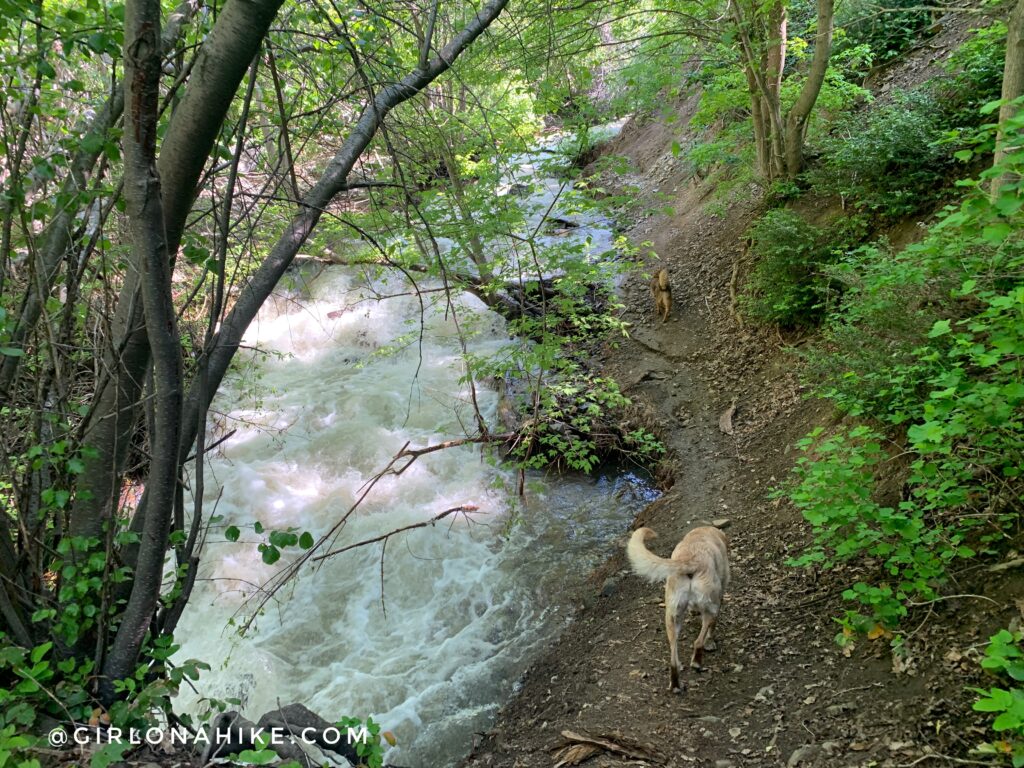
(173, 122), (647, 766)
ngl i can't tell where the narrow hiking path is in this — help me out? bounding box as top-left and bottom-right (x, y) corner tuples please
(461, 94), (1001, 767)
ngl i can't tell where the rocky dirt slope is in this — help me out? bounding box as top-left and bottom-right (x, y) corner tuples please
(461, 14), (1015, 768)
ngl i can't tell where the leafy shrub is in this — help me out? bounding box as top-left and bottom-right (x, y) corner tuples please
(802, 241), (953, 418)
(466, 250), (665, 474)
(784, 425), (973, 632)
(938, 22), (1008, 128)
(807, 89), (951, 216)
(739, 209), (835, 327)
(974, 629), (1024, 766)
(786, 112), (1024, 632)
(0, 629), (209, 768)
(807, 25), (1006, 216)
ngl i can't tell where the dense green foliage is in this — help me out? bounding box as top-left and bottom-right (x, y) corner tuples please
(740, 22), (1009, 328)
(739, 210), (834, 326)
(834, 0), (930, 64)
(782, 109), (1024, 636)
(806, 90), (953, 216)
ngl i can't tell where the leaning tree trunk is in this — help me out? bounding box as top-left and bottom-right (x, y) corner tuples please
(992, 0), (1024, 200)
(71, 0), (286, 542)
(784, 0), (834, 177)
(100, 0), (183, 703)
(731, 0), (788, 181)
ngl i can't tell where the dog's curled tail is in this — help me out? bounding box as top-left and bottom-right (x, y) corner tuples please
(628, 527), (681, 583)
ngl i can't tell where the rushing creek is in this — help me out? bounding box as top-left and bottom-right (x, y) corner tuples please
(173, 123), (653, 767)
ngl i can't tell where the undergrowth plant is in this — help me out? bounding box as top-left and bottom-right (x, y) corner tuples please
(834, 0), (929, 64)
(806, 89), (952, 217)
(974, 629), (1024, 766)
(784, 109), (1024, 635)
(466, 252), (665, 474)
(804, 23), (1007, 219)
(739, 209), (834, 327)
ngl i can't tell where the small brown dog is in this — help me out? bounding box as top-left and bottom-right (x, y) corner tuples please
(627, 526), (729, 692)
(650, 268), (672, 323)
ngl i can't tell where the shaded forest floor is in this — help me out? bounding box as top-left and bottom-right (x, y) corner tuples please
(461, 20), (1020, 768)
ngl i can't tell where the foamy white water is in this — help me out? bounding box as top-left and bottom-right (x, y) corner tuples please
(173, 122), (648, 767)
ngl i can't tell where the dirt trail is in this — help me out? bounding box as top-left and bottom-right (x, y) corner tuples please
(461, 27), (1009, 761)
(462, 184), (916, 768)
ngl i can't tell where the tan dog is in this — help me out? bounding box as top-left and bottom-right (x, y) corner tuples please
(649, 268), (672, 323)
(627, 526), (729, 692)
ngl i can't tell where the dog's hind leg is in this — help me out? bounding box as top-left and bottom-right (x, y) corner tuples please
(702, 613), (718, 652)
(665, 595), (682, 692)
(691, 612), (717, 671)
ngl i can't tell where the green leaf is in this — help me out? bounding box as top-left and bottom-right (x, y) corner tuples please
(183, 244), (211, 266)
(86, 32), (111, 54)
(260, 545), (280, 565)
(299, 532), (315, 549)
(225, 526), (240, 542)
(236, 749), (279, 765)
(982, 221), (1012, 246)
(927, 319), (951, 338)
(269, 530), (298, 548)
(81, 132), (105, 154)
(91, 741), (131, 768)
(975, 688), (1013, 711)
(30, 642), (52, 663)
(907, 421), (944, 445)
(993, 710), (1023, 731)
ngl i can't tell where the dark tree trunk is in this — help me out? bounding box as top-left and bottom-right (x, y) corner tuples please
(71, 0), (286, 542)
(992, 0), (1024, 199)
(100, 0), (183, 701)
